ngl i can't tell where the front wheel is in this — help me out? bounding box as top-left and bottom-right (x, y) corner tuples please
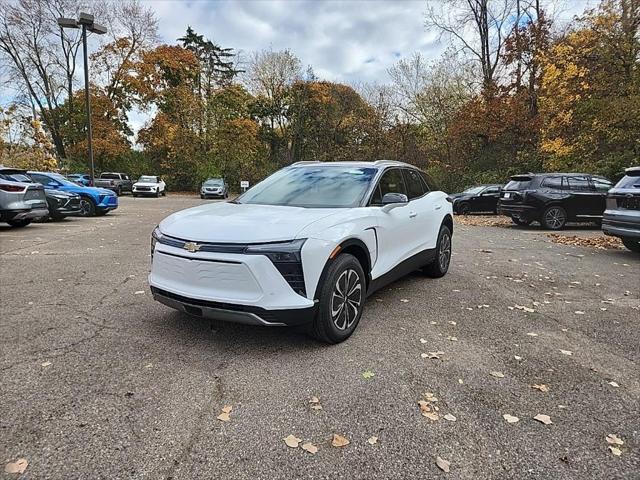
(457, 202), (470, 215)
(116, 186), (122, 196)
(8, 218), (31, 228)
(622, 237), (640, 253)
(309, 253), (366, 344)
(541, 205), (567, 230)
(78, 197), (96, 217)
(423, 224), (452, 278)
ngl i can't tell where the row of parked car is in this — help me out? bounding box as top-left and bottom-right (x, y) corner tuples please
(450, 168), (640, 252)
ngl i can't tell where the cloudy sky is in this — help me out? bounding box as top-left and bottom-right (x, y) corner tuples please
(148, 0), (596, 85)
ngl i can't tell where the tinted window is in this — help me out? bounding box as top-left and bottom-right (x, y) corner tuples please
(30, 174), (57, 186)
(483, 186), (501, 194)
(541, 176), (563, 189)
(420, 172), (436, 191)
(138, 176), (158, 183)
(403, 169), (426, 199)
(566, 176), (592, 191)
(592, 177), (612, 192)
(8, 174), (32, 182)
(238, 166), (377, 208)
(505, 177), (532, 190)
(616, 174), (640, 188)
(378, 168), (407, 197)
(463, 186), (484, 194)
(100, 173), (120, 180)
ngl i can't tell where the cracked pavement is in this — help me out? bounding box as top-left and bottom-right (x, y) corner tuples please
(1, 196), (639, 479)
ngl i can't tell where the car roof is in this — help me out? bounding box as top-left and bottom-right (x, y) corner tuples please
(511, 173), (599, 178)
(625, 166), (640, 174)
(290, 160), (418, 170)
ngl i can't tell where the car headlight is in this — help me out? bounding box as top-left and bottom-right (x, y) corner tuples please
(245, 239), (307, 296)
(151, 226), (163, 257)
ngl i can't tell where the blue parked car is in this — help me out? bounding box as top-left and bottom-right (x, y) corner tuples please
(28, 172), (118, 217)
(67, 173), (92, 187)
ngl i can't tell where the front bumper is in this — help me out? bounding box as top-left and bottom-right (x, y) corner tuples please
(97, 194), (118, 210)
(151, 286), (316, 326)
(602, 210), (640, 239)
(201, 191), (224, 197)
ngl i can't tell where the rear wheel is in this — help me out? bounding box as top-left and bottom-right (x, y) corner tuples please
(457, 202), (470, 215)
(541, 205), (567, 230)
(116, 186), (122, 196)
(78, 197), (96, 217)
(50, 214), (66, 221)
(8, 218), (31, 228)
(622, 237), (640, 253)
(511, 216), (532, 226)
(310, 254), (366, 344)
(200, 194), (205, 199)
(423, 225), (452, 278)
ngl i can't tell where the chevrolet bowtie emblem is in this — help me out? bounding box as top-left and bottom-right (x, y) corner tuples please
(183, 242), (201, 253)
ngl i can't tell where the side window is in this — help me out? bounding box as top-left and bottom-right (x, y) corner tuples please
(541, 176), (563, 189)
(566, 176), (592, 191)
(370, 169), (407, 205)
(484, 186), (501, 194)
(420, 172), (436, 192)
(592, 178), (612, 192)
(31, 174), (55, 186)
(403, 169), (426, 200)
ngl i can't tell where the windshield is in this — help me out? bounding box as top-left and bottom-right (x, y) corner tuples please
(237, 166), (377, 208)
(138, 176), (157, 183)
(616, 174), (640, 188)
(463, 186), (484, 194)
(48, 173), (79, 186)
(205, 179), (223, 185)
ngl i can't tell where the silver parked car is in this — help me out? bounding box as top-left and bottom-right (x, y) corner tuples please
(0, 168), (49, 227)
(200, 178), (228, 199)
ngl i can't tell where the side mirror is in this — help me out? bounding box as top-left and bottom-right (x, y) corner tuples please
(381, 192), (408, 212)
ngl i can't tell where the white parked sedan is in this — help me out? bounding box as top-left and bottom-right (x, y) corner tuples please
(149, 161), (453, 343)
(132, 175), (166, 197)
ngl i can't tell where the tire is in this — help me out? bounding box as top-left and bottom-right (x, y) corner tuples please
(162, 190), (166, 196)
(622, 237), (640, 253)
(457, 202), (470, 215)
(95, 209), (108, 216)
(309, 253), (366, 344)
(511, 216), (532, 226)
(224, 192), (228, 199)
(78, 197), (96, 217)
(133, 193), (138, 198)
(116, 186), (122, 196)
(8, 218), (31, 228)
(200, 194), (205, 199)
(541, 205), (567, 230)
(423, 225), (452, 278)
(50, 214), (66, 221)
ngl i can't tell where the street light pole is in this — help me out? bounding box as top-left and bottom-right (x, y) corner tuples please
(57, 13), (106, 187)
(80, 23), (95, 187)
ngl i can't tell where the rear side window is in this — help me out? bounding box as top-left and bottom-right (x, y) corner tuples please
(565, 176), (592, 191)
(615, 174), (640, 188)
(483, 186), (501, 194)
(541, 176), (563, 189)
(101, 173), (119, 180)
(370, 168), (407, 205)
(403, 169), (426, 199)
(505, 177), (532, 190)
(30, 174), (56, 186)
(420, 172), (436, 192)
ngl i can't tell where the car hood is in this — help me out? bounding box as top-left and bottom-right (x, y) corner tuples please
(159, 202), (341, 243)
(449, 193), (470, 200)
(61, 185), (114, 196)
(134, 182), (159, 187)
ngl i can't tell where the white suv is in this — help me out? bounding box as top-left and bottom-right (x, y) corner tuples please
(149, 161), (453, 343)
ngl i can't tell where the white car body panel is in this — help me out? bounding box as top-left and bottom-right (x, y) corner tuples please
(149, 161), (453, 327)
(133, 179), (165, 193)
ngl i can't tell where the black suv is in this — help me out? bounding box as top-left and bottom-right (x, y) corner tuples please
(602, 167), (640, 252)
(450, 184), (503, 214)
(498, 173), (612, 229)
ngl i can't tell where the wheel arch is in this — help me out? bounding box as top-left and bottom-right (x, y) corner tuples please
(442, 213), (453, 235)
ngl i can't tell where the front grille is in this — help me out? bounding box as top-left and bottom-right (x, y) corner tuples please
(136, 186), (151, 191)
(616, 196), (640, 210)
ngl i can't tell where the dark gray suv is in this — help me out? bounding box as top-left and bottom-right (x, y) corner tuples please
(602, 167), (640, 252)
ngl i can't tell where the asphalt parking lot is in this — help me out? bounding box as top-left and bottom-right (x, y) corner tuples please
(1, 196), (639, 479)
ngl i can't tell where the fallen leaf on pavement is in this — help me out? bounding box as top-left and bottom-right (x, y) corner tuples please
(4, 459), (28, 474)
(331, 434), (350, 447)
(436, 456), (451, 473)
(362, 370), (375, 379)
(526, 332), (538, 337)
(514, 355), (523, 361)
(606, 434), (624, 446)
(400, 299), (409, 303)
(503, 414), (519, 423)
(301, 442), (318, 454)
(443, 413), (457, 422)
(367, 436), (378, 445)
(560, 350), (573, 356)
(608, 381), (620, 388)
(533, 414), (553, 425)
(217, 412), (231, 422)
(41, 361), (52, 367)
(609, 446), (622, 456)
(490, 371), (505, 378)
(309, 396), (320, 404)
(531, 384), (549, 392)
(574, 311), (585, 315)
(420, 338), (428, 344)
(284, 434), (302, 448)
(447, 336), (458, 341)
(134, 290), (145, 295)
(423, 411), (440, 421)
(221, 405), (232, 414)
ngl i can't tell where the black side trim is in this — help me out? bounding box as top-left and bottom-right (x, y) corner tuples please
(156, 250), (241, 264)
(367, 248), (436, 296)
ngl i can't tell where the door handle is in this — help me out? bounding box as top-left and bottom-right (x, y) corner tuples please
(434, 205), (442, 210)
(409, 211), (417, 218)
